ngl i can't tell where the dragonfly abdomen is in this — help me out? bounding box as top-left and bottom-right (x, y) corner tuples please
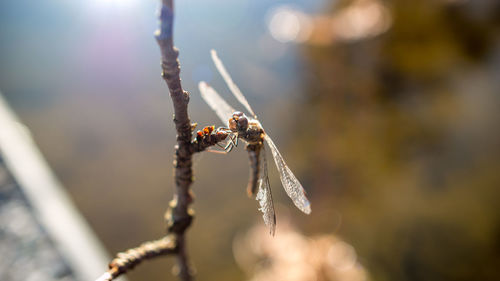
(246, 143), (262, 197)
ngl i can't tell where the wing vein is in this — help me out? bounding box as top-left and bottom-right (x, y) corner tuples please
(198, 81), (235, 126)
(265, 134), (311, 214)
(211, 49), (256, 118)
(256, 145), (276, 235)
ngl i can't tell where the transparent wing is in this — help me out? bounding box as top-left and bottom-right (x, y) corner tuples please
(255, 145), (276, 235)
(211, 49), (256, 118)
(198, 81), (235, 126)
(264, 134), (311, 214)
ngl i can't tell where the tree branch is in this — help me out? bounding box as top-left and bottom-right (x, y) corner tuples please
(191, 126), (229, 153)
(154, 1), (195, 280)
(95, 1), (229, 280)
(94, 235), (177, 281)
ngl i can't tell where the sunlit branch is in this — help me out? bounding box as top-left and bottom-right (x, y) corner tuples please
(155, 1), (194, 280)
(95, 235), (177, 281)
(95, 1), (228, 281)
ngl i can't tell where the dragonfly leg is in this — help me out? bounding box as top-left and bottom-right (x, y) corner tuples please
(206, 148), (229, 154)
(217, 127), (230, 132)
(203, 131), (238, 154)
(227, 134), (240, 152)
(222, 135), (236, 152)
(224, 141), (234, 153)
(206, 140), (232, 154)
(234, 135), (239, 147)
(205, 137), (234, 154)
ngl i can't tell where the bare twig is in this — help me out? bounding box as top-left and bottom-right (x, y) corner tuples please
(95, 1), (229, 280)
(192, 126), (229, 153)
(95, 235), (177, 281)
(155, 1), (231, 276)
(94, 131), (227, 281)
(155, 1), (194, 280)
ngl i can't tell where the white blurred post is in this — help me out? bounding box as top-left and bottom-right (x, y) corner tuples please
(0, 93), (122, 281)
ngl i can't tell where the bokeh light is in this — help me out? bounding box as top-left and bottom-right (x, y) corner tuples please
(267, 0), (392, 45)
(332, 0), (391, 42)
(267, 6), (311, 43)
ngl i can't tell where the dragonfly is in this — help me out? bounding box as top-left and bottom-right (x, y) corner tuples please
(198, 50), (311, 235)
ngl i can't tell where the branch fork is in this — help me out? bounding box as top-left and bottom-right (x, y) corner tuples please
(95, 1), (228, 281)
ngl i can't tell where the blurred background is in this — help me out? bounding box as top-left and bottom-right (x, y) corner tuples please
(1, 0), (500, 280)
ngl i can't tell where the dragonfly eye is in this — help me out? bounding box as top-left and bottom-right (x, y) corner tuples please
(233, 111), (244, 118)
(237, 116), (248, 130)
(229, 118), (238, 131)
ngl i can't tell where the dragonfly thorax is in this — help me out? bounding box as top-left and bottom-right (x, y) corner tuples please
(241, 123), (264, 144)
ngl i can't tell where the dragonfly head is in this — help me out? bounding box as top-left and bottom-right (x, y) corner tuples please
(229, 111), (248, 132)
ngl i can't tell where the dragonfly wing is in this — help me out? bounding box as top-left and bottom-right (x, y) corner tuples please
(264, 134), (311, 214)
(211, 50), (257, 118)
(256, 145), (276, 235)
(199, 81), (235, 126)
